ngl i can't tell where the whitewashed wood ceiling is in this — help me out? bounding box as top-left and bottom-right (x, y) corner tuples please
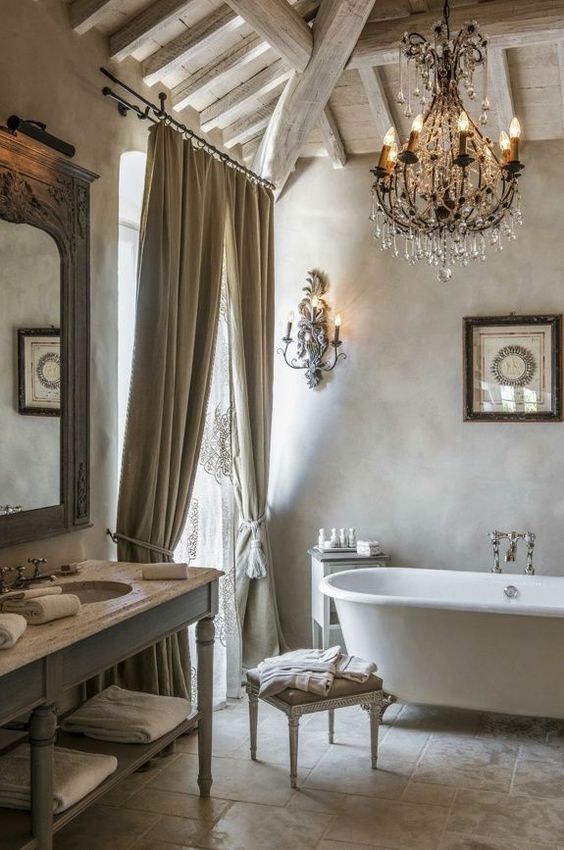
(67, 0), (564, 192)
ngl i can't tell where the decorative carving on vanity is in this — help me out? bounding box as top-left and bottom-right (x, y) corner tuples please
(0, 128), (98, 547)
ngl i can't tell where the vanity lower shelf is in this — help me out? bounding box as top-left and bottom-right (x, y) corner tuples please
(1, 710), (199, 850)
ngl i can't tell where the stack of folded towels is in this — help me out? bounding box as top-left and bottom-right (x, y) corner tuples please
(0, 586), (80, 624)
(356, 540), (382, 557)
(0, 744), (117, 813)
(61, 685), (191, 743)
(257, 646), (377, 698)
(0, 614), (27, 649)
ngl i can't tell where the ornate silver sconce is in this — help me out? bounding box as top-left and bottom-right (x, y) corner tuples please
(278, 270), (346, 389)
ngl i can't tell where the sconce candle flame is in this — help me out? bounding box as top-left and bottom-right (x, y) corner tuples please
(278, 270), (347, 389)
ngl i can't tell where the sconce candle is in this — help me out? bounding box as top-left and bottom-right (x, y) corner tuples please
(278, 270), (346, 389)
(509, 117), (521, 162)
(377, 126), (396, 171)
(285, 311), (294, 339)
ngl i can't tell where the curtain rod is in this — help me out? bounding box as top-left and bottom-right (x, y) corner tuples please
(100, 67), (275, 191)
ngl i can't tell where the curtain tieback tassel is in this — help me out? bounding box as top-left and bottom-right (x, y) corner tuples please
(239, 515), (267, 580)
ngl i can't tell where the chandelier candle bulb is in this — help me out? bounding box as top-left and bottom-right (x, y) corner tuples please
(457, 111), (470, 158)
(499, 131), (510, 164)
(377, 126), (396, 171)
(286, 311), (294, 339)
(407, 113), (423, 153)
(387, 142), (399, 173)
(509, 117), (521, 162)
(334, 314), (341, 344)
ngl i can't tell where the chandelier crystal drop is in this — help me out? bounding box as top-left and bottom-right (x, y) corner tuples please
(370, 0), (524, 282)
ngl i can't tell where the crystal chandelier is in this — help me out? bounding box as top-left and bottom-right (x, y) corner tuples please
(370, 0), (524, 282)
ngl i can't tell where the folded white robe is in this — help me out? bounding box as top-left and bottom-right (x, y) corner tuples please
(0, 745), (117, 813)
(1, 594), (80, 624)
(258, 646), (377, 697)
(0, 614), (27, 648)
(61, 685), (191, 743)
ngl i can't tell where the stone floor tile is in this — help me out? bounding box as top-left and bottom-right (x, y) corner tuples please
(98, 764), (163, 807)
(393, 704), (480, 736)
(401, 781), (457, 807)
(132, 842), (199, 850)
(148, 752), (300, 806)
(197, 801), (329, 850)
(477, 713), (557, 743)
(124, 786), (231, 821)
(439, 833), (555, 850)
(330, 795), (448, 848)
(54, 804), (159, 850)
(413, 737), (518, 792)
(512, 757), (564, 798)
(141, 813), (212, 846)
(286, 786), (382, 814)
(447, 789), (564, 845)
(318, 842), (396, 850)
(304, 738), (416, 799)
(231, 716), (333, 769)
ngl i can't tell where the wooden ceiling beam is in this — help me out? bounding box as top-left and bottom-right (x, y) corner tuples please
(318, 104), (346, 168)
(170, 0), (319, 111)
(488, 47), (515, 134)
(69, 0), (115, 34)
(253, 0), (374, 192)
(200, 58), (291, 132)
(225, 0), (313, 71)
(223, 104), (276, 148)
(358, 65), (395, 138)
(109, 0), (197, 62)
(142, 6), (243, 86)
(349, 0), (564, 68)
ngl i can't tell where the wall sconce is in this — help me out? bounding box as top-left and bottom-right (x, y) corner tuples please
(278, 269), (346, 389)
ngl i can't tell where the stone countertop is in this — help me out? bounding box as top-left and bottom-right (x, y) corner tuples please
(0, 560), (223, 678)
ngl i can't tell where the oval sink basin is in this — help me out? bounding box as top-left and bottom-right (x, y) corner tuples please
(60, 580), (133, 604)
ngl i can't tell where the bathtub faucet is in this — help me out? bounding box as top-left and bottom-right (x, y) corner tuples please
(488, 530), (536, 575)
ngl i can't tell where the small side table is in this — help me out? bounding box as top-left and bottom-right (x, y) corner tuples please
(310, 547), (390, 650)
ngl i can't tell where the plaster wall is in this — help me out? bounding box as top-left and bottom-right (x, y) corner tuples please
(271, 143), (564, 648)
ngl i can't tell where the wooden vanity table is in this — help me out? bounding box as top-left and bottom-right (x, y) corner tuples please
(0, 560), (222, 850)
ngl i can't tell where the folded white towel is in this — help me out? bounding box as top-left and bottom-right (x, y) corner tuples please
(0, 614), (27, 648)
(0, 745), (117, 813)
(1, 586), (62, 601)
(61, 685), (191, 743)
(1, 594), (81, 624)
(141, 563), (189, 580)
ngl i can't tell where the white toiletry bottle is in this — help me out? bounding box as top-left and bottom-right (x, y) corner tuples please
(330, 528), (338, 548)
(318, 528), (325, 547)
(348, 527), (356, 548)
(339, 528), (347, 547)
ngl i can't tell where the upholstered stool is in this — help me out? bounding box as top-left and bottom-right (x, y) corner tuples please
(245, 668), (385, 788)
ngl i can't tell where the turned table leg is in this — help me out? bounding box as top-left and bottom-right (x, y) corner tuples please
(248, 688), (258, 760)
(196, 616), (215, 798)
(30, 703), (57, 850)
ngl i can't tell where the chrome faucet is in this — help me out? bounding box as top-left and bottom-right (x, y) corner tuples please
(489, 531), (536, 575)
(0, 558), (56, 593)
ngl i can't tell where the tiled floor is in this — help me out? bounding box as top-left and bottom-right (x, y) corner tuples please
(53, 697), (564, 850)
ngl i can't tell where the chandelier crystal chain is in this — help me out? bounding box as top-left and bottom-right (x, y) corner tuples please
(370, 0), (524, 282)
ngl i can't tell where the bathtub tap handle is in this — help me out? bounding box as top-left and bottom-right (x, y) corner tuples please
(489, 531), (502, 573)
(504, 585), (519, 599)
(524, 531), (536, 576)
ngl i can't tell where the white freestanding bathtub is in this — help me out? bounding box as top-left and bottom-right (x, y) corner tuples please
(320, 567), (564, 718)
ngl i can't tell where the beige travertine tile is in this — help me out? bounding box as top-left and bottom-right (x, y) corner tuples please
(124, 786), (231, 821)
(196, 801), (330, 850)
(231, 716), (333, 769)
(132, 842), (199, 850)
(439, 831), (554, 850)
(54, 804), (159, 850)
(99, 764), (164, 807)
(329, 795), (448, 848)
(393, 704), (480, 736)
(413, 736), (518, 792)
(149, 752), (299, 805)
(401, 781), (457, 807)
(318, 843), (396, 850)
(141, 813), (212, 846)
(286, 786), (384, 814)
(304, 738), (417, 799)
(477, 712), (557, 743)
(512, 757), (564, 798)
(447, 789), (564, 844)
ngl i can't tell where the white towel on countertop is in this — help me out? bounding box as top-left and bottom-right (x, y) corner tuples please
(0, 744), (117, 813)
(1, 586), (62, 601)
(61, 685), (191, 743)
(141, 562), (189, 580)
(257, 646), (377, 698)
(0, 614), (27, 648)
(1, 594), (81, 624)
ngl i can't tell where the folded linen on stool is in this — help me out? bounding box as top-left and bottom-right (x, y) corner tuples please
(258, 646), (377, 697)
(1, 594), (81, 624)
(61, 685), (191, 743)
(0, 744), (117, 813)
(0, 614), (27, 648)
(336, 653), (377, 682)
(141, 563), (189, 580)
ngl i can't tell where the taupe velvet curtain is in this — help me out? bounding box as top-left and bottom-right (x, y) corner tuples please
(115, 123), (227, 697)
(225, 171), (284, 668)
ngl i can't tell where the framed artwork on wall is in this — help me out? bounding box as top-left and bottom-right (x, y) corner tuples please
(463, 315), (562, 422)
(18, 328), (61, 416)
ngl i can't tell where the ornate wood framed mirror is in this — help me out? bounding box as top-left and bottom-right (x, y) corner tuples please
(0, 128), (98, 547)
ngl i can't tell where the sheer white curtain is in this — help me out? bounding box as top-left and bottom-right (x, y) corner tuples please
(175, 284), (242, 705)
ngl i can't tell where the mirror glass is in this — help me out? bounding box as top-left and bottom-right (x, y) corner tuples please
(0, 219), (61, 514)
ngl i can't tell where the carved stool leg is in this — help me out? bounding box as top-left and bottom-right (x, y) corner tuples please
(30, 703), (57, 850)
(328, 708), (335, 744)
(362, 702), (380, 770)
(288, 715), (300, 789)
(196, 616), (215, 798)
(248, 688), (259, 760)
